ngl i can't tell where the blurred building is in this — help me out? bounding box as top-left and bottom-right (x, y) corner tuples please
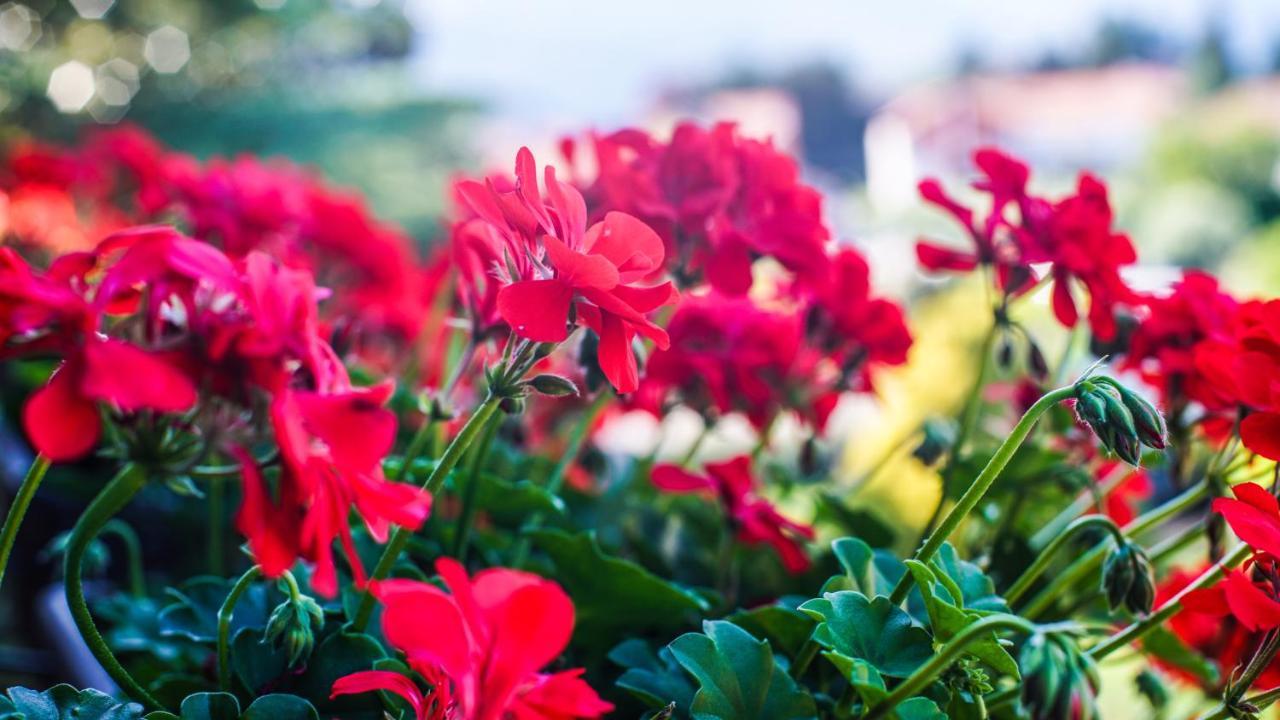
(865, 63), (1188, 213)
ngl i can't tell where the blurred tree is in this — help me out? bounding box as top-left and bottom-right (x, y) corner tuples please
(1189, 19), (1234, 93)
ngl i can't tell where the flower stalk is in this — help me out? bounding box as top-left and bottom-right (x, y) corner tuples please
(218, 565), (262, 692)
(64, 463), (162, 711)
(0, 453), (50, 593)
(1004, 514), (1126, 604)
(890, 385), (1075, 604)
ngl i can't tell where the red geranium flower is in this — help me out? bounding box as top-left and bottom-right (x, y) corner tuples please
(1194, 299), (1280, 459)
(651, 455), (814, 573)
(330, 558), (612, 720)
(460, 148), (677, 393)
(633, 293), (802, 428)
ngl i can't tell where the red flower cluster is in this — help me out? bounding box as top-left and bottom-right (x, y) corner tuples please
(1123, 271), (1240, 420)
(1193, 299), (1280, 459)
(917, 148), (1138, 340)
(447, 125), (911, 430)
(1, 127), (437, 350)
(651, 456), (815, 573)
(570, 122), (830, 294)
(0, 226), (430, 595)
(331, 558), (611, 720)
(1177, 484), (1280, 652)
(453, 148), (678, 393)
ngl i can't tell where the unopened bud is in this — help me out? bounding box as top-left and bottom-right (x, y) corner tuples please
(1019, 632), (1100, 720)
(1027, 340), (1049, 380)
(1102, 542), (1155, 615)
(1135, 668), (1169, 710)
(913, 417), (957, 466)
(527, 374), (580, 397)
(265, 591), (324, 668)
(500, 396), (525, 415)
(1074, 376), (1166, 467)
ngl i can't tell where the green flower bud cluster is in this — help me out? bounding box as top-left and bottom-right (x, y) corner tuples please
(1019, 631), (1101, 720)
(1101, 541), (1156, 616)
(265, 589), (324, 668)
(1073, 375), (1167, 466)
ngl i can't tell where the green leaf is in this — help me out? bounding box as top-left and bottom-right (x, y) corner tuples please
(904, 561), (1018, 678)
(896, 697), (947, 720)
(820, 651), (886, 707)
(726, 604), (815, 659)
(179, 693), (240, 720)
(610, 639), (696, 712)
(292, 631), (386, 719)
(241, 696), (318, 720)
(930, 544), (1010, 614)
(6, 685), (143, 720)
(471, 473), (565, 524)
(1141, 626), (1220, 687)
(822, 538), (903, 596)
(531, 529), (710, 639)
(798, 592), (932, 678)
(232, 627), (291, 694)
(159, 577), (270, 644)
(146, 676), (207, 712)
(668, 621), (816, 720)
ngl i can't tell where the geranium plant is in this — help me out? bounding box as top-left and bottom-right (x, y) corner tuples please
(0, 123), (1277, 720)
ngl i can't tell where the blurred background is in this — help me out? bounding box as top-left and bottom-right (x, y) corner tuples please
(5, 1), (1280, 714)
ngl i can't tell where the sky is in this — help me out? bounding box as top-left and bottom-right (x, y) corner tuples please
(403, 0), (1280, 128)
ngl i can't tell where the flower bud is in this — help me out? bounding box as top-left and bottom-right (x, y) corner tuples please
(1019, 632), (1100, 720)
(1074, 376), (1166, 467)
(912, 417), (957, 466)
(527, 374), (580, 397)
(265, 592), (324, 668)
(1134, 668), (1168, 710)
(1027, 340), (1049, 380)
(1102, 542), (1155, 615)
(499, 396), (525, 415)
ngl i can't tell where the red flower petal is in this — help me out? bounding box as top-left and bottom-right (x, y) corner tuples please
(294, 386), (397, 469)
(22, 363), (101, 461)
(651, 465), (714, 493)
(1224, 570), (1280, 631)
(497, 279), (573, 342)
(591, 310), (639, 393)
(1051, 278), (1079, 329)
(377, 579), (472, 681)
(1241, 412), (1280, 462)
(583, 211), (665, 280)
(915, 242), (978, 272)
(1212, 491), (1280, 559)
(544, 235), (619, 290)
(515, 669), (614, 718)
(331, 671), (427, 720)
(79, 338), (197, 412)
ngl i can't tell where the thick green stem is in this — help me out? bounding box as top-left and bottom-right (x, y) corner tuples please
(450, 409), (505, 560)
(100, 520), (145, 598)
(865, 615), (1037, 719)
(1022, 480), (1209, 618)
(1089, 543), (1250, 660)
(218, 566), (261, 692)
(0, 453), (49, 593)
(1004, 515), (1125, 605)
(889, 385), (1075, 605)
(511, 390), (613, 569)
(64, 464), (161, 711)
(351, 393), (504, 632)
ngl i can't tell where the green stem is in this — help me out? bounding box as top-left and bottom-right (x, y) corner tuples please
(1147, 521), (1206, 565)
(218, 566), (261, 692)
(912, 322), (1000, 548)
(450, 409), (505, 560)
(865, 615), (1037, 720)
(510, 390), (613, 568)
(64, 464), (161, 711)
(351, 393), (504, 632)
(1004, 515), (1125, 604)
(0, 453), (49, 593)
(889, 385), (1075, 605)
(100, 520), (145, 598)
(1088, 542), (1250, 660)
(1029, 463), (1130, 550)
(1021, 480), (1209, 618)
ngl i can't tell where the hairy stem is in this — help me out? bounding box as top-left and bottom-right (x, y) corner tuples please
(865, 615), (1038, 719)
(100, 519), (146, 598)
(351, 393), (503, 631)
(64, 464), (161, 711)
(0, 453), (49, 593)
(889, 385), (1075, 605)
(218, 566), (261, 692)
(1004, 515), (1125, 604)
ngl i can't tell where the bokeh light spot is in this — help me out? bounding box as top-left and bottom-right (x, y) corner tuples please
(144, 25), (190, 74)
(47, 61), (96, 113)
